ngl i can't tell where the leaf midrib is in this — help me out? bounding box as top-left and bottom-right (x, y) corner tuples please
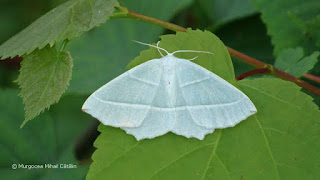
(254, 116), (280, 179)
(201, 130), (222, 180)
(148, 142), (216, 179)
(91, 141), (141, 179)
(29, 51), (61, 120)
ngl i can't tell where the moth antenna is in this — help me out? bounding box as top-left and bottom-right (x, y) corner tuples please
(156, 41), (164, 57)
(187, 56), (198, 61)
(133, 40), (169, 56)
(172, 50), (214, 55)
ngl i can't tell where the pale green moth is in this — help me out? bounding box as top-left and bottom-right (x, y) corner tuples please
(82, 41), (257, 140)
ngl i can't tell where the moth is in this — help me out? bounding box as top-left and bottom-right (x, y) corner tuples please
(82, 41), (257, 140)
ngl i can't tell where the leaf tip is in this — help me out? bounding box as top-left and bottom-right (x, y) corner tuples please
(20, 119), (28, 129)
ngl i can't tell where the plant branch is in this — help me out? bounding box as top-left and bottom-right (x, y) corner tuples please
(112, 6), (320, 97)
(112, 6), (186, 32)
(236, 68), (271, 80)
(304, 73), (320, 84)
(226, 47), (268, 69)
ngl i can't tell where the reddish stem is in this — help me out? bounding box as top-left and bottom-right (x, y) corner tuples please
(225, 48), (320, 96)
(273, 68), (320, 95)
(236, 68), (271, 80)
(226, 47), (268, 68)
(304, 73), (320, 84)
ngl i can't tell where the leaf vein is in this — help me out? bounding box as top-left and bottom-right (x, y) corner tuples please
(148, 143), (216, 179)
(92, 141), (141, 178)
(240, 83), (301, 110)
(30, 51), (61, 120)
(254, 116), (280, 179)
(215, 155), (231, 179)
(201, 130), (222, 180)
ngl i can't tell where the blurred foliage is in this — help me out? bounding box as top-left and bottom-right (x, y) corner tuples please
(274, 47), (319, 77)
(198, 0), (256, 29)
(0, 89), (91, 179)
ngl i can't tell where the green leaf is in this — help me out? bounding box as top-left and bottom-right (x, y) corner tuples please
(127, 29), (235, 82)
(0, 89), (92, 179)
(198, 0), (256, 27)
(274, 47), (320, 77)
(65, 0), (193, 95)
(16, 45), (73, 127)
(250, 0), (320, 55)
(0, 0), (119, 59)
(87, 78), (320, 179)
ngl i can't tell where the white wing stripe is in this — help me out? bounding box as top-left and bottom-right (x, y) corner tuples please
(129, 73), (159, 86)
(180, 77), (211, 88)
(92, 95), (243, 111)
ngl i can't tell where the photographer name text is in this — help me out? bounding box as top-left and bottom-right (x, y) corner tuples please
(12, 163), (77, 170)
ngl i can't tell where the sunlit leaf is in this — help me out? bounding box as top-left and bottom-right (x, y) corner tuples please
(88, 77), (320, 179)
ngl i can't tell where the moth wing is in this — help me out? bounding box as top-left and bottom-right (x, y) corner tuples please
(122, 75), (177, 140)
(173, 58), (257, 132)
(82, 59), (164, 128)
(123, 58), (177, 140)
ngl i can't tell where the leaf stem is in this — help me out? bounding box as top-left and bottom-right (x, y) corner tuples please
(112, 6), (320, 97)
(110, 5), (129, 18)
(59, 39), (69, 52)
